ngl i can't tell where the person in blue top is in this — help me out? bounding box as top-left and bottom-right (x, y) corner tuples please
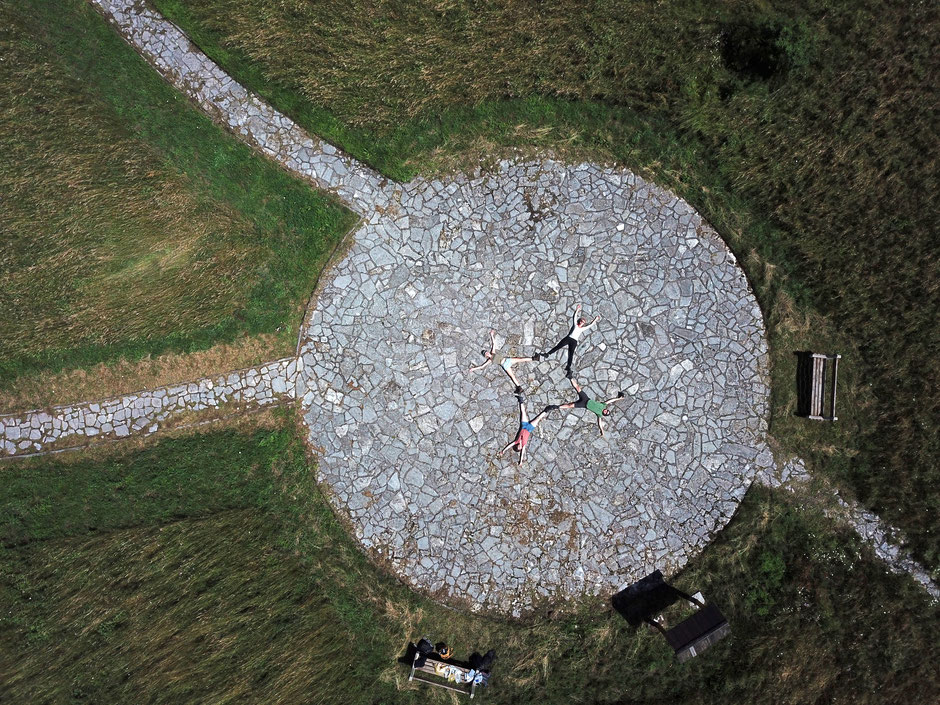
(497, 388), (549, 466)
(546, 377), (627, 437)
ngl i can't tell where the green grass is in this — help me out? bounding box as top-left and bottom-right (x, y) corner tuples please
(0, 513), (383, 703)
(153, 0), (940, 572)
(2, 419), (938, 703)
(0, 0), (356, 387)
(0, 427), (278, 546)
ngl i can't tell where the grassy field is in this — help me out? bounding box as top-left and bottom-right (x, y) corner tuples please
(2, 418), (938, 704)
(153, 0), (940, 572)
(2, 2), (937, 702)
(0, 0), (356, 392)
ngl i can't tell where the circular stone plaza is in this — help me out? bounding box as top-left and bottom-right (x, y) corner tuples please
(298, 159), (773, 616)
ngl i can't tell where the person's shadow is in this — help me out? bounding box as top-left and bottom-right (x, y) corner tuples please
(793, 351), (814, 417)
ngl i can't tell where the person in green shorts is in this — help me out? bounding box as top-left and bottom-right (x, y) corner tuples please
(549, 377), (627, 437)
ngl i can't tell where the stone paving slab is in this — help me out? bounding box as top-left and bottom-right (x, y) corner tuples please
(0, 358), (295, 458)
(87, 0), (775, 615)
(299, 160), (774, 615)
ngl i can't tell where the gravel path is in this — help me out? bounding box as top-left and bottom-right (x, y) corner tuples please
(89, 0), (394, 215)
(759, 458), (939, 600)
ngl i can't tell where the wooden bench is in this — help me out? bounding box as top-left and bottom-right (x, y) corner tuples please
(796, 352), (841, 421)
(409, 652), (480, 698)
(665, 602), (732, 662)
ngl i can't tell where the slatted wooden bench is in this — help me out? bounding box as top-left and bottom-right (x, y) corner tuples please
(796, 352), (841, 421)
(665, 602), (732, 662)
(409, 652), (480, 698)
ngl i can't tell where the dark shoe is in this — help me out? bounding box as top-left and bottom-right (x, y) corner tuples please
(565, 369), (573, 379)
(515, 385), (523, 395)
(532, 352), (542, 361)
(618, 391), (625, 398)
(544, 404), (560, 413)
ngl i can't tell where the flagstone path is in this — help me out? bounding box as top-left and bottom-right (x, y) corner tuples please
(0, 358), (294, 456)
(0, 0), (932, 611)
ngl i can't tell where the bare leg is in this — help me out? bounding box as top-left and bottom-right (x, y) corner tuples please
(502, 357), (533, 387)
(555, 378), (581, 411)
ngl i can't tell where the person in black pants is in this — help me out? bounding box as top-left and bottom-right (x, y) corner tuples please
(540, 303), (599, 377)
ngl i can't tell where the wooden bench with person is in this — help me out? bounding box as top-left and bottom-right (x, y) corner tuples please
(409, 651), (482, 698)
(795, 351), (841, 421)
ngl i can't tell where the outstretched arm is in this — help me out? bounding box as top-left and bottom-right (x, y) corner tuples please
(518, 445), (527, 466)
(604, 391), (627, 405)
(597, 416), (606, 437)
(468, 358), (492, 373)
(497, 440), (516, 457)
(468, 330), (498, 372)
(582, 315), (600, 331)
(571, 303), (582, 327)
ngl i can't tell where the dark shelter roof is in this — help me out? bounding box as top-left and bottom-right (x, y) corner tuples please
(611, 570), (688, 626)
(611, 570), (731, 662)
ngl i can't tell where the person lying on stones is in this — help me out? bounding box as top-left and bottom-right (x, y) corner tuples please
(539, 303), (599, 378)
(497, 388), (548, 466)
(545, 377), (626, 437)
(468, 329), (539, 387)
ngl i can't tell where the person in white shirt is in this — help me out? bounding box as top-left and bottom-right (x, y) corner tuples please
(539, 303), (599, 378)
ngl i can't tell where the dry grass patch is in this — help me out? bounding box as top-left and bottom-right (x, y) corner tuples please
(0, 333), (284, 413)
(0, 6), (257, 358)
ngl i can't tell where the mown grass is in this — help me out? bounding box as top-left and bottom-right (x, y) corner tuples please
(154, 0), (940, 571)
(0, 0), (356, 390)
(2, 419), (937, 704)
